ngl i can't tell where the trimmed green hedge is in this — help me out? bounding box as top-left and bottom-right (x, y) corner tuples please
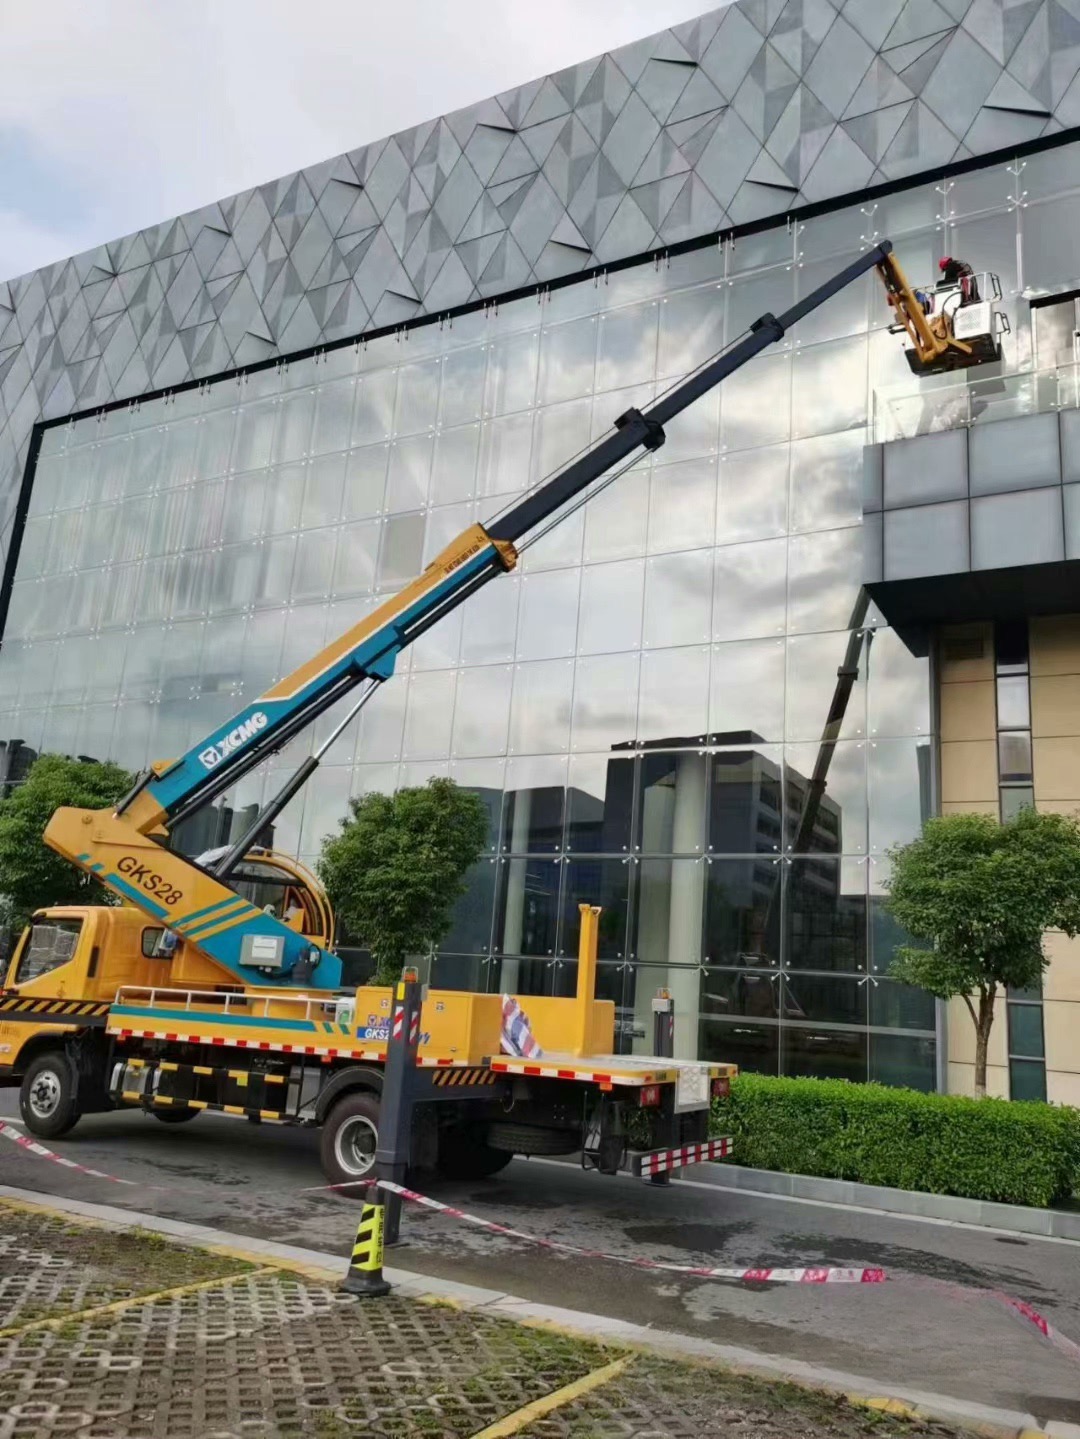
(711, 1074), (1080, 1208)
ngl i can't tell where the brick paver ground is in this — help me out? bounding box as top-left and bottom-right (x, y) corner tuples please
(0, 1205), (976, 1439)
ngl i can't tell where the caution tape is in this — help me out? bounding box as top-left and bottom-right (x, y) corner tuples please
(343, 1177), (886, 1285)
(0, 1122), (143, 1187)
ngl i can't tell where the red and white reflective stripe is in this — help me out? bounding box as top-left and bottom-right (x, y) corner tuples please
(107, 1025), (384, 1062)
(391, 1008), (405, 1041)
(639, 1137), (732, 1175)
(0, 1122), (141, 1187)
(490, 1060), (619, 1085)
(408, 1011), (420, 1046)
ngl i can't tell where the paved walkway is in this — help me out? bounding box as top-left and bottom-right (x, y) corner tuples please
(0, 1199), (980, 1439)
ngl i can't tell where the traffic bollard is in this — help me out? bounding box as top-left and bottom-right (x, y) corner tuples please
(376, 967), (423, 1247)
(650, 989), (674, 1187)
(341, 1196), (392, 1297)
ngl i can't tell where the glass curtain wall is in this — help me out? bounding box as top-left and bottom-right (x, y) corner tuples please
(36, 139), (1080, 1081)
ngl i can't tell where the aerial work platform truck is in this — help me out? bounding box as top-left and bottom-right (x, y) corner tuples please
(0, 241), (997, 1188)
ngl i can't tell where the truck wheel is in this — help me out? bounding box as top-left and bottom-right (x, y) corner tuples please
(320, 1091), (380, 1190)
(485, 1122), (578, 1156)
(150, 1107), (201, 1124)
(437, 1127), (513, 1181)
(20, 1051), (81, 1139)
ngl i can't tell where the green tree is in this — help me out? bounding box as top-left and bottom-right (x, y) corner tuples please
(0, 754), (135, 933)
(885, 808), (1080, 1098)
(318, 777), (489, 985)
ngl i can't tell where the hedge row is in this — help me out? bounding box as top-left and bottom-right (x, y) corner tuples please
(710, 1074), (1080, 1208)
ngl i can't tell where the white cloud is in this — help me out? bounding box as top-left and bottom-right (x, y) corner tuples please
(0, 0), (728, 282)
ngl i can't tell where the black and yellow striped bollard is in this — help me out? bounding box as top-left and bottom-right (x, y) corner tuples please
(342, 1195), (392, 1297)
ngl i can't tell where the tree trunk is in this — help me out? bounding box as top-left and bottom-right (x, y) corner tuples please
(973, 985), (997, 1099)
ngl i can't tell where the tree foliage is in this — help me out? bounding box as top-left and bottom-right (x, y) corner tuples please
(0, 754), (136, 932)
(318, 777), (489, 985)
(886, 807), (1080, 1096)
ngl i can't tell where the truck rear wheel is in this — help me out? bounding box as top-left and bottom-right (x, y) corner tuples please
(20, 1051), (81, 1140)
(320, 1091), (380, 1190)
(437, 1126), (513, 1181)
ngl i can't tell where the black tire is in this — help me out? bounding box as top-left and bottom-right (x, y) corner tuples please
(320, 1090), (381, 1190)
(149, 1107), (201, 1124)
(485, 1122), (578, 1157)
(20, 1051), (81, 1139)
(437, 1127), (513, 1181)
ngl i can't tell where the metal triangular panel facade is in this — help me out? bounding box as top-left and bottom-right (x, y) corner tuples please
(3, 0), (1080, 579)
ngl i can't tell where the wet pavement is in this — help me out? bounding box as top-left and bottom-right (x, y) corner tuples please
(1, 1090), (1078, 1425)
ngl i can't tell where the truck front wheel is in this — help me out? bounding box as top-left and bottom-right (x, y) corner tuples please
(320, 1091), (380, 1190)
(20, 1051), (81, 1139)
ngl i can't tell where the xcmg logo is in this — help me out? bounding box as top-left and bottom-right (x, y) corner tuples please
(198, 711), (268, 771)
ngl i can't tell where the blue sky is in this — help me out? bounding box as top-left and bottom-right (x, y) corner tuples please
(0, 0), (719, 283)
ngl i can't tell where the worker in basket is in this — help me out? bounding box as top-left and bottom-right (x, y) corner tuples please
(938, 255), (980, 304)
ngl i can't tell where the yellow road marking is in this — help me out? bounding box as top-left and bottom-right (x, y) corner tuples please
(465, 1356), (630, 1438)
(0, 1266), (279, 1338)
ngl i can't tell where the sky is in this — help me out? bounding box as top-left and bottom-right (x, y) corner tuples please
(0, 0), (724, 284)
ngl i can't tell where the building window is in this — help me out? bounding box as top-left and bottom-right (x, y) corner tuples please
(994, 621), (1047, 1102)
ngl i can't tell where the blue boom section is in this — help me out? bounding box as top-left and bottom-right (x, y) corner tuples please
(145, 541), (501, 818)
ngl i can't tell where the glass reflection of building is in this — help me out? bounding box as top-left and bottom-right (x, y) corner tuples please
(2, 158), (968, 1090)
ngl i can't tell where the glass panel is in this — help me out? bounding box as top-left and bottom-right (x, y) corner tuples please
(710, 637), (786, 744)
(311, 379), (356, 455)
(787, 526), (863, 634)
(786, 857), (868, 971)
(431, 424), (480, 504)
(632, 858), (705, 966)
(479, 412), (534, 499)
(565, 753), (635, 852)
(868, 970), (935, 1030)
(494, 856), (560, 955)
(998, 731), (1033, 782)
(712, 539), (787, 641)
(869, 738), (932, 852)
(869, 1033), (935, 1091)
(559, 859), (631, 958)
(460, 580), (519, 665)
(451, 664), (513, 757)
(377, 513), (425, 587)
(704, 855), (782, 967)
(440, 859), (497, 955)
(643, 550), (712, 647)
(716, 445), (788, 544)
(571, 653), (639, 752)
(333, 521), (380, 597)
(784, 973), (867, 1026)
(997, 681), (1031, 737)
(508, 659), (573, 755)
(440, 346), (486, 426)
(720, 352), (791, 452)
(786, 741), (867, 854)
(1000, 785), (1034, 819)
(485, 331), (540, 415)
(501, 755), (566, 853)
(1009, 1058), (1047, 1102)
(700, 1017), (779, 1074)
(1008, 1002), (1045, 1058)
(395, 360), (439, 436)
(657, 284), (725, 380)
(402, 670), (457, 760)
(789, 429), (866, 533)
(353, 370), (397, 444)
(867, 627), (930, 739)
(786, 630), (867, 743)
(703, 966), (780, 1019)
(782, 1025), (867, 1082)
(538, 316), (596, 404)
(517, 569), (581, 661)
(635, 750), (707, 854)
(343, 446), (388, 519)
(708, 747), (783, 855)
(638, 647), (709, 746)
(792, 336), (868, 439)
(648, 457), (717, 553)
(581, 466), (648, 562)
(596, 302), (657, 392)
(385, 435), (433, 511)
(969, 413), (1060, 495)
(577, 559), (644, 656)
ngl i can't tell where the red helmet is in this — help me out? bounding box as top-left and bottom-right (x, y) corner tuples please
(939, 257), (951, 271)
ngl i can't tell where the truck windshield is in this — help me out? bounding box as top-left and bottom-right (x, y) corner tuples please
(15, 919), (82, 983)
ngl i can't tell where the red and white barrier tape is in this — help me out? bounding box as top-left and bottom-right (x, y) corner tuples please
(347, 1177), (885, 1285)
(0, 1122), (142, 1187)
(3, 1122), (1077, 1361)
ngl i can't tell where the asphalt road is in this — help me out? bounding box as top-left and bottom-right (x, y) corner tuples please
(1, 1088), (1078, 1425)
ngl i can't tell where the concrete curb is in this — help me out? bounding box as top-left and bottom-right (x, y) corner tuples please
(2, 1183), (1076, 1439)
(711, 1162), (1080, 1241)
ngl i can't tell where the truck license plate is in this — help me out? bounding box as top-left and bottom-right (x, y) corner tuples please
(675, 1066), (709, 1110)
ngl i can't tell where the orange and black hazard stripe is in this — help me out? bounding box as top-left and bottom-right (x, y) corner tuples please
(120, 1092), (287, 1121)
(0, 996), (110, 1025)
(430, 1067), (498, 1088)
